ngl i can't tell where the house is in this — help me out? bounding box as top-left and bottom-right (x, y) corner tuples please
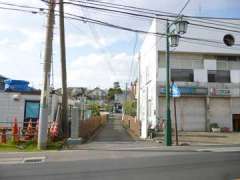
(0, 91), (41, 128)
(87, 87), (107, 105)
(139, 18), (240, 138)
(0, 79), (60, 129)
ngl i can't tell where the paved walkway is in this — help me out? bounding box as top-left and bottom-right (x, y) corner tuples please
(93, 113), (133, 142)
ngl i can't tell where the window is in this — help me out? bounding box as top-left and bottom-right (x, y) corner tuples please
(208, 70), (230, 83)
(171, 69), (194, 82)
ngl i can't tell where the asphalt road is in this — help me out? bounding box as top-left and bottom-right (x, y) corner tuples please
(1, 114), (240, 180)
(0, 152), (240, 180)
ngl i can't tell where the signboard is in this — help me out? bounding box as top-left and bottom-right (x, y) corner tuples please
(210, 88), (231, 96)
(160, 86), (208, 95)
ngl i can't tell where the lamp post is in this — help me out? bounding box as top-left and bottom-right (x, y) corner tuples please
(164, 17), (189, 146)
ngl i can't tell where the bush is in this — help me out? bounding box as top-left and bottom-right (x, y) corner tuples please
(104, 104), (113, 112)
(123, 100), (136, 116)
(89, 103), (100, 116)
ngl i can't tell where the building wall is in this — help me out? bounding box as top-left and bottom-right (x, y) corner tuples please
(156, 19), (240, 55)
(159, 96), (206, 131)
(139, 18), (240, 134)
(160, 96), (240, 131)
(208, 97), (231, 129)
(0, 92), (40, 127)
(139, 19), (159, 138)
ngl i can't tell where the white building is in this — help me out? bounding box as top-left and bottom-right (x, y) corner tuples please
(139, 18), (240, 138)
(0, 91), (60, 129)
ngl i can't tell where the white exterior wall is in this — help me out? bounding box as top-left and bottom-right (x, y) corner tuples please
(194, 69), (207, 82)
(209, 98), (232, 130)
(204, 59), (217, 70)
(156, 19), (240, 55)
(231, 70), (240, 83)
(139, 19), (159, 138)
(160, 97), (206, 131)
(0, 92), (40, 127)
(140, 18), (240, 134)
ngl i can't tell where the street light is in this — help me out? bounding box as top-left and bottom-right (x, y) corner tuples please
(175, 19), (189, 35)
(169, 34), (180, 47)
(164, 18), (189, 146)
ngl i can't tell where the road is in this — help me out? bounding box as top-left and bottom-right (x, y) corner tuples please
(0, 114), (240, 180)
(0, 152), (240, 180)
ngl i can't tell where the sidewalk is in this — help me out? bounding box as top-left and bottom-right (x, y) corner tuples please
(153, 131), (240, 145)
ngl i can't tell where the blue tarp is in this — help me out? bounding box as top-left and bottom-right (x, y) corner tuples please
(4, 79), (32, 92)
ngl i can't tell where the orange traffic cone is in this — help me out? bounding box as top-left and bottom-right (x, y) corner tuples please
(53, 121), (59, 138)
(50, 121), (59, 141)
(12, 117), (19, 143)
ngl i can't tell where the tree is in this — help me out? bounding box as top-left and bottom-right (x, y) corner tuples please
(89, 103), (100, 116)
(107, 87), (122, 101)
(123, 100), (136, 116)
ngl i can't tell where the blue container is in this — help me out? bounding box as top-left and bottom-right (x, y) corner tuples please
(4, 79), (31, 92)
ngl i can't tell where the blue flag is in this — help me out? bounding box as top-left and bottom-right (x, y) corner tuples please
(171, 83), (181, 97)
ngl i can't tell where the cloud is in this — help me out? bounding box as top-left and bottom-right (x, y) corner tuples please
(64, 32), (116, 49)
(0, 0), (238, 90)
(66, 52), (136, 88)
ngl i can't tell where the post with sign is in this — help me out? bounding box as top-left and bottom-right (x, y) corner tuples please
(171, 81), (181, 146)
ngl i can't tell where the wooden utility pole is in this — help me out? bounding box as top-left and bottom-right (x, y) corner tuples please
(38, 0), (55, 150)
(59, 0), (69, 137)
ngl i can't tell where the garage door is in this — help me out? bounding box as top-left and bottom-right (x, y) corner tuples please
(159, 97), (206, 131)
(209, 98), (230, 129)
(181, 98), (206, 131)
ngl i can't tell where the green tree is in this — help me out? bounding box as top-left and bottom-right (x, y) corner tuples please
(89, 103), (100, 116)
(123, 100), (136, 116)
(107, 87), (122, 101)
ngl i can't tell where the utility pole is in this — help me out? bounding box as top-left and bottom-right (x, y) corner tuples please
(125, 82), (128, 102)
(59, 0), (69, 137)
(137, 53), (141, 121)
(164, 19), (172, 146)
(38, 0), (55, 150)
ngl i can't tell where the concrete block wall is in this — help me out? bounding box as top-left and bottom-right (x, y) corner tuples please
(0, 92), (40, 127)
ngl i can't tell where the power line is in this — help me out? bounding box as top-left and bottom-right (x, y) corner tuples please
(63, 1), (240, 34)
(65, 0), (240, 29)
(80, 0), (117, 77)
(0, 0), (239, 32)
(0, 3), (239, 51)
(68, 0), (240, 20)
(177, 0), (191, 16)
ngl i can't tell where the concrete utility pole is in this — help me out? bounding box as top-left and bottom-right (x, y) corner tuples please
(125, 83), (128, 101)
(38, 0), (55, 150)
(59, 0), (69, 137)
(137, 53), (141, 121)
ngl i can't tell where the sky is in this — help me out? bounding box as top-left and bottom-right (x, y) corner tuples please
(0, 0), (239, 89)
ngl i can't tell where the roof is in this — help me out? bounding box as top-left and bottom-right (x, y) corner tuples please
(0, 74), (7, 80)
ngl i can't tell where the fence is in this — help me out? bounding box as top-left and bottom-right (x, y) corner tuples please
(79, 114), (108, 139)
(122, 115), (141, 137)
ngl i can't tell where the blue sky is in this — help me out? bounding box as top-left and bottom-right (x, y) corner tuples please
(0, 0), (239, 89)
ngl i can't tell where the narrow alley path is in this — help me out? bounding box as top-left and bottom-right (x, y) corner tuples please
(73, 113), (161, 151)
(93, 113), (133, 142)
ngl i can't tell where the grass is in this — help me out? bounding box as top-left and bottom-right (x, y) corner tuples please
(0, 140), (64, 152)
